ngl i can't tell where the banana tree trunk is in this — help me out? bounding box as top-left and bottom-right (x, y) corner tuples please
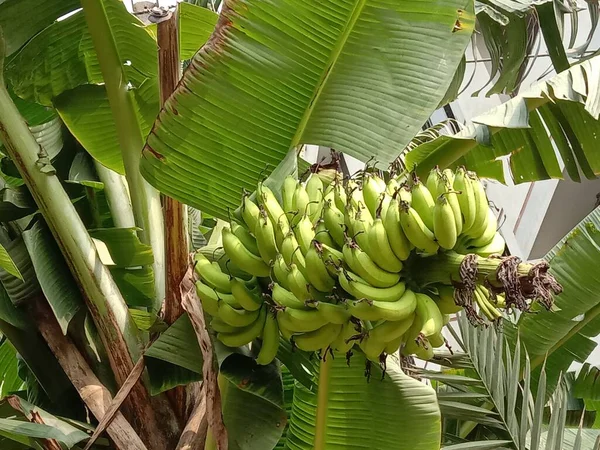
(0, 29), (173, 449)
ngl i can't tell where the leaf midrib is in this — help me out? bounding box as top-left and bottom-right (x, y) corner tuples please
(290, 0), (368, 148)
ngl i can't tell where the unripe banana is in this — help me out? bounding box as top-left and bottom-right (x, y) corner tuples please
(454, 167), (476, 232)
(314, 220), (335, 248)
(277, 312), (296, 342)
(410, 180), (435, 231)
(194, 253), (231, 293)
(363, 174), (386, 217)
(384, 197), (412, 261)
(316, 168), (341, 187)
(426, 166), (441, 196)
(472, 232), (505, 257)
(230, 277), (263, 312)
(399, 202), (439, 254)
(274, 215), (292, 250)
(338, 269), (405, 302)
(433, 195), (457, 250)
(347, 289), (417, 321)
(435, 286), (462, 314)
(359, 333), (387, 362)
(305, 174), (324, 221)
(217, 286), (243, 309)
(272, 253), (292, 289)
(333, 181), (347, 211)
(258, 182), (287, 229)
(294, 322), (342, 352)
(384, 333), (405, 354)
(271, 283), (310, 310)
(414, 293), (444, 337)
(386, 178), (400, 196)
(397, 185), (412, 204)
(211, 317), (239, 333)
(218, 307), (266, 347)
(218, 301), (261, 327)
(342, 244), (400, 288)
(314, 301), (350, 324)
(413, 338), (434, 360)
(428, 331), (445, 348)
(323, 200), (346, 247)
(366, 217), (403, 272)
(332, 320), (359, 353)
(305, 241), (336, 292)
(346, 207), (371, 250)
(467, 173), (489, 238)
(222, 228), (271, 277)
(475, 286), (502, 320)
(231, 221), (260, 257)
(287, 263), (312, 301)
(282, 176), (297, 214)
(321, 243), (344, 276)
(254, 209), (278, 265)
(280, 308), (328, 333)
(195, 280), (221, 316)
(436, 176), (462, 236)
(256, 312), (280, 365)
(294, 214), (315, 255)
(242, 196), (261, 232)
(469, 208), (498, 247)
(281, 232), (306, 271)
(369, 315), (415, 343)
(292, 183), (310, 226)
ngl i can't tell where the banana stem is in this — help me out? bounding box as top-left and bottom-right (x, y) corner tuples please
(413, 252), (533, 287)
(314, 355), (333, 450)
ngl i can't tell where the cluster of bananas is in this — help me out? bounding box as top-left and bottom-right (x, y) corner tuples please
(193, 166), (509, 365)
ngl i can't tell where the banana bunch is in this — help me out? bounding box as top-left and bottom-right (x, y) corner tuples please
(195, 165), (516, 366)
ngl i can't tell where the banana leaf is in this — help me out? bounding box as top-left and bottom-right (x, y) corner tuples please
(140, 0), (475, 218)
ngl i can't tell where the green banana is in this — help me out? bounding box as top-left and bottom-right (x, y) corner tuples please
(332, 320), (359, 354)
(294, 323), (342, 352)
(314, 220), (335, 248)
(274, 215), (292, 250)
(475, 286), (502, 321)
(305, 241), (336, 292)
(292, 183), (310, 226)
(255, 209), (278, 264)
(242, 196), (261, 232)
(217, 307), (266, 347)
(323, 200), (346, 247)
(428, 331), (445, 348)
(276, 311), (296, 341)
(399, 202), (439, 254)
(258, 182), (287, 230)
(410, 180), (435, 230)
(231, 220), (260, 257)
(194, 253), (231, 293)
(366, 217), (403, 272)
(369, 315), (415, 343)
(383, 197), (412, 261)
(272, 253), (292, 289)
(384, 333), (405, 354)
(282, 176), (297, 214)
(435, 286), (462, 314)
(230, 277), (263, 311)
(271, 283), (310, 310)
(347, 289), (417, 321)
(426, 166), (441, 196)
(287, 263), (313, 301)
(256, 312), (280, 365)
(280, 308), (328, 333)
(466, 173), (489, 238)
(321, 244), (344, 276)
(468, 208), (498, 247)
(472, 232), (505, 257)
(280, 232), (306, 271)
(433, 195), (457, 250)
(306, 175), (324, 221)
(359, 333), (387, 362)
(342, 243), (400, 288)
(314, 301), (350, 324)
(218, 301), (261, 327)
(338, 269), (405, 302)
(294, 214), (315, 255)
(454, 167), (476, 232)
(386, 178), (400, 196)
(195, 280), (220, 316)
(223, 228), (271, 277)
(436, 175), (462, 236)
(413, 338), (434, 360)
(210, 317), (239, 333)
(363, 174), (386, 217)
(333, 180), (348, 212)
(414, 293), (444, 337)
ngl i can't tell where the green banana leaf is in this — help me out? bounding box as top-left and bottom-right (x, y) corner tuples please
(405, 55), (600, 183)
(285, 352), (441, 450)
(502, 207), (600, 396)
(0, 340), (23, 397)
(140, 0), (475, 218)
